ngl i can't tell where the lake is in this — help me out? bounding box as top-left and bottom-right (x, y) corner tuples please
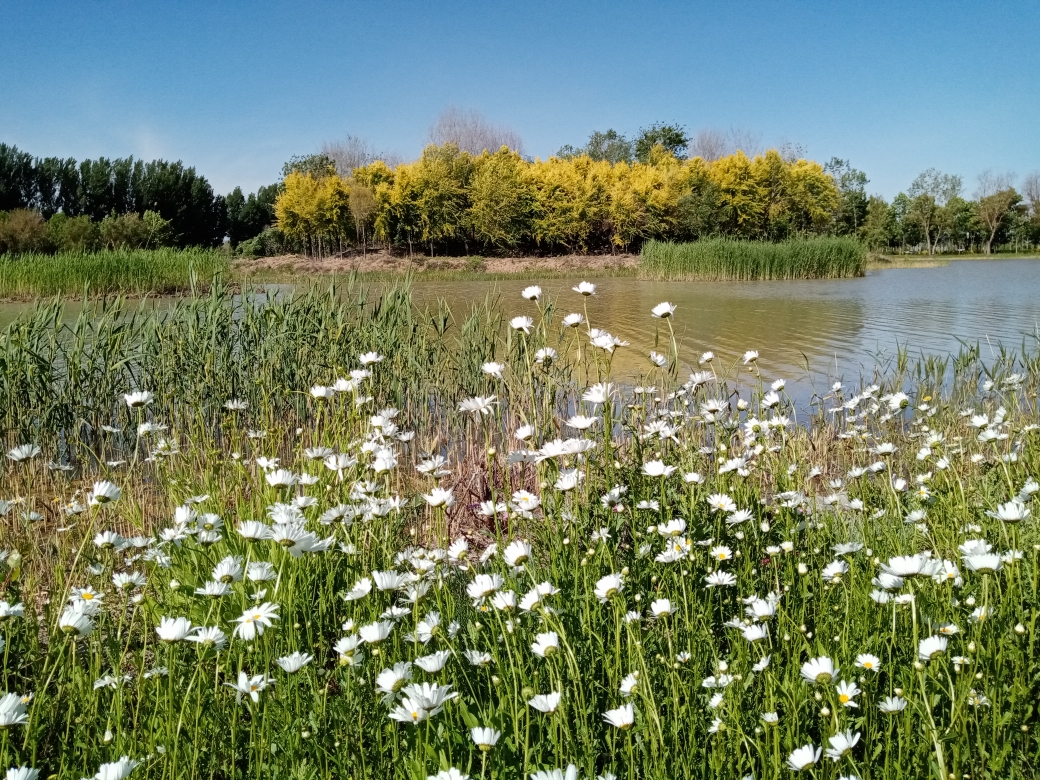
(409, 258), (1040, 402)
(2, 258), (1037, 407)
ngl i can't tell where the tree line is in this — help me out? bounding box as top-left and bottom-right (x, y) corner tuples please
(0, 142), (276, 254)
(276, 142), (843, 256)
(849, 168), (1040, 255)
(274, 119), (1040, 257)
(4, 115), (1039, 258)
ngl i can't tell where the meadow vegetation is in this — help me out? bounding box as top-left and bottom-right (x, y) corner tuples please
(0, 282), (1038, 779)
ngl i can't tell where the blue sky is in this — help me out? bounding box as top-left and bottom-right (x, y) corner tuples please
(2, 0), (1036, 198)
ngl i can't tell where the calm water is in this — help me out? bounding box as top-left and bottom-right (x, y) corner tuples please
(2, 259), (1037, 404)
(410, 259), (1040, 397)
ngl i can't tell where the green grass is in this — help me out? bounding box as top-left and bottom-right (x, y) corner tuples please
(640, 237), (867, 280)
(0, 248), (230, 298)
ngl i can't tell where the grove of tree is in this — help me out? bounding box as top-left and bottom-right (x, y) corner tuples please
(3, 111), (1039, 258)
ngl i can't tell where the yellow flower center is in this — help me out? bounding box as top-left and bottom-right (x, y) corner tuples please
(839, 694), (850, 703)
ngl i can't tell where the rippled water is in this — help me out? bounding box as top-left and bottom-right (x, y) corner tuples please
(410, 259), (1040, 397)
(2, 259), (1036, 406)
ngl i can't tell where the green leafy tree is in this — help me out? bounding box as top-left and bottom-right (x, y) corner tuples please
(142, 210), (175, 247)
(281, 153), (337, 179)
(98, 212), (149, 249)
(47, 213), (98, 252)
(676, 177), (725, 240)
(889, 193), (919, 250)
(860, 196), (897, 249)
(557, 130), (634, 165)
(634, 123), (689, 163)
(226, 184), (279, 246)
(32, 156), (79, 217)
(824, 158), (869, 234)
(941, 197), (979, 251)
(974, 172), (1020, 254)
(905, 194), (939, 253)
(0, 144), (35, 211)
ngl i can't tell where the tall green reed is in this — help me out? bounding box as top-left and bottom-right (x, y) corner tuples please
(640, 237), (866, 281)
(0, 249), (230, 298)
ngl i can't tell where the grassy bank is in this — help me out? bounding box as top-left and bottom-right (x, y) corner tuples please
(0, 247), (229, 298)
(640, 236), (867, 280)
(1, 282), (1038, 779)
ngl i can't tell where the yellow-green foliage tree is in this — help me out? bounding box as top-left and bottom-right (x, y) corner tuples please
(526, 156), (612, 251)
(467, 148), (534, 249)
(706, 151), (766, 238)
(412, 144), (472, 251)
(280, 143), (841, 256)
(275, 171), (352, 257)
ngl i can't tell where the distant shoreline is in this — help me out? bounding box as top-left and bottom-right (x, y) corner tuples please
(236, 249), (1038, 283)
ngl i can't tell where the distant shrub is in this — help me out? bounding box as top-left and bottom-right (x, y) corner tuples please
(0, 208), (52, 253)
(47, 213), (99, 253)
(238, 227), (287, 258)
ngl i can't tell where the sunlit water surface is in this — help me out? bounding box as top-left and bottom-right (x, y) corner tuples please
(2, 259), (1037, 411)
(408, 259), (1040, 406)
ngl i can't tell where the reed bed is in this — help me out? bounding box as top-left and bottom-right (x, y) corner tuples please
(640, 238), (867, 281)
(0, 249), (230, 298)
(0, 281), (1038, 780)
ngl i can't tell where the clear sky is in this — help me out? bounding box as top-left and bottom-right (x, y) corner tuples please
(2, 0), (1036, 198)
